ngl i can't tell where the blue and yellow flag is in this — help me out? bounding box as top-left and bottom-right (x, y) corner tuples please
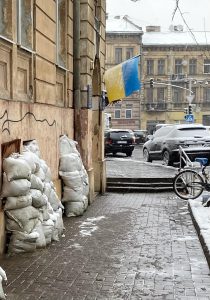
(104, 56), (141, 103)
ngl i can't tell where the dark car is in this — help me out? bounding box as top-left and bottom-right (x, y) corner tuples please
(105, 129), (135, 156)
(142, 124), (210, 166)
(133, 130), (148, 144)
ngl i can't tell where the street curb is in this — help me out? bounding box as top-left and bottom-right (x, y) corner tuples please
(188, 202), (210, 268)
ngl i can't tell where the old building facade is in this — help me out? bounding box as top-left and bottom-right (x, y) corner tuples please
(105, 15), (143, 130)
(105, 17), (210, 134)
(0, 0), (106, 253)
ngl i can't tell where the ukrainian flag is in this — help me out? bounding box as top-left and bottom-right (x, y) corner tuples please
(104, 56), (141, 103)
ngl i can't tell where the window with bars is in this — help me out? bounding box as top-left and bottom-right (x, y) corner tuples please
(189, 59), (197, 75)
(147, 59), (154, 75)
(115, 48), (122, 64)
(157, 59), (165, 75)
(175, 59), (183, 74)
(126, 48), (134, 60)
(204, 60), (210, 74)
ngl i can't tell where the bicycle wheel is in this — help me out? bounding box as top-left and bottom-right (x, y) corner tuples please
(173, 169), (204, 200)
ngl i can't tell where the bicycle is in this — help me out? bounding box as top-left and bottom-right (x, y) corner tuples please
(173, 156), (210, 200)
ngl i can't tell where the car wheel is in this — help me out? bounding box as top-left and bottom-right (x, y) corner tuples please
(143, 148), (152, 162)
(126, 150), (133, 157)
(162, 150), (172, 166)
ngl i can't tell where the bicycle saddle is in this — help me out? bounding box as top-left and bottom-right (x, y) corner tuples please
(195, 157), (208, 166)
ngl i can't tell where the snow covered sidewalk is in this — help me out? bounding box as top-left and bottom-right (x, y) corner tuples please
(189, 195), (210, 266)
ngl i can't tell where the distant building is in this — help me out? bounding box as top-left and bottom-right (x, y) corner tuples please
(105, 16), (210, 133)
(105, 15), (143, 130)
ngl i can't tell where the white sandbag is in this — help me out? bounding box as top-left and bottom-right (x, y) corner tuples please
(59, 135), (80, 156)
(83, 196), (89, 211)
(4, 194), (32, 211)
(3, 155), (31, 182)
(30, 189), (48, 208)
(0, 267), (7, 300)
(39, 205), (50, 221)
(8, 231), (39, 254)
(48, 189), (60, 211)
(23, 140), (41, 158)
(43, 182), (52, 199)
(21, 150), (40, 173)
(1, 174), (31, 198)
(45, 167), (52, 183)
(62, 186), (84, 202)
(34, 167), (46, 182)
(83, 182), (89, 197)
(32, 221), (46, 249)
(6, 206), (40, 228)
(30, 174), (44, 191)
(54, 208), (65, 236)
(39, 159), (48, 174)
(6, 217), (38, 233)
(59, 171), (83, 190)
(42, 219), (54, 245)
(64, 201), (85, 217)
(59, 154), (82, 172)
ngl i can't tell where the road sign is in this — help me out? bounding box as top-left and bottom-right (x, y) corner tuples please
(185, 114), (194, 122)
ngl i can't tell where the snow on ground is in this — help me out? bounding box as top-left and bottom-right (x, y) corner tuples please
(189, 195), (210, 259)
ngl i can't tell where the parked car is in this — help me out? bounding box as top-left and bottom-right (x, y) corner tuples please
(133, 130), (148, 144)
(142, 124), (210, 166)
(105, 129), (135, 156)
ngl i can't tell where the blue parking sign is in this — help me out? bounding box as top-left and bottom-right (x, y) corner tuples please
(185, 114), (194, 122)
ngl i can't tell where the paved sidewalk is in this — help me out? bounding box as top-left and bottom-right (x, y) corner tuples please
(1, 192), (210, 300)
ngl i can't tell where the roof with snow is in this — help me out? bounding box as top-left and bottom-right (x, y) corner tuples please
(106, 16), (210, 46)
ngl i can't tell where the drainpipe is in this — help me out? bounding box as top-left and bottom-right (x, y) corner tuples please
(73, 0), (81, 144)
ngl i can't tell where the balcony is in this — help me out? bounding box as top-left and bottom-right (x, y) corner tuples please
(170, 74), (186, 81)
(144, 102), (167, 111)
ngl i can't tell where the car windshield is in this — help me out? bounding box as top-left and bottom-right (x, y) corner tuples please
(172, 127), (209, 137)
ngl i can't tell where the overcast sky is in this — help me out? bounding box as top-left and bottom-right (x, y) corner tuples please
(106, 0), (210, 32)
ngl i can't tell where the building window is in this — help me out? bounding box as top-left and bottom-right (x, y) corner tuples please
(146, 88), (153, 102)
(125, 109), (132, 118)
(114, 109), (121, 118)
(157, 88), (165, 101)
(175, 59), (183, 74)
(147, 60), (154, 75)
(204, 59), (210, 74)
(56, 0), (67, 68)
(126, 48), (134, 60)
(0, 0), (13, 41)
(157, 59), (165, 75)
(189, 59), (197, 75)
(17, 0), (33, 51)
(115, 48), (122, 64)
(173, 87), (183, 103)
(125, 104), (132, 119)
(204, 87), (210, 102)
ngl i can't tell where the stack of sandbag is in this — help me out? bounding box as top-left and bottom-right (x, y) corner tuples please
(59, 135), (89, 217)
(0, 267), (7, 300)
(1, 141), (64, 255)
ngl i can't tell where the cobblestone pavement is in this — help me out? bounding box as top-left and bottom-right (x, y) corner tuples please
(1, 192), (210, 300)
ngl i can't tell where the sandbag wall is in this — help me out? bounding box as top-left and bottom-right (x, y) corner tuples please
(1, 140), (64, 254)
(59, 135), (89, 217)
